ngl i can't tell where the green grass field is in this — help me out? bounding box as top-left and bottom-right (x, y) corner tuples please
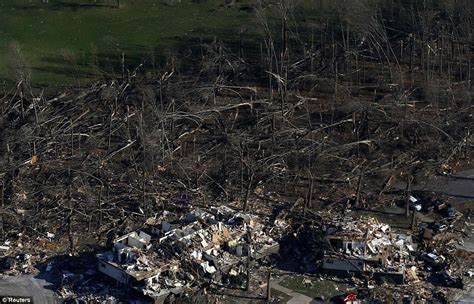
(280, 275), (352, 300)
(0, 0), (252, 86)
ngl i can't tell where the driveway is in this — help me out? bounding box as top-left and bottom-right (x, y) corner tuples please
(0, 275), (60, 304)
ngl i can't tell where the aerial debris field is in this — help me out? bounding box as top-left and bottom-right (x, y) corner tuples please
(0, 0), (472, 303)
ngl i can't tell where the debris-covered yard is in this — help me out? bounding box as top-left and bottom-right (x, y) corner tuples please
(0, 0), (473, 303)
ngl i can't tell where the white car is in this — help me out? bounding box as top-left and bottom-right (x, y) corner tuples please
(409, 195), (422, 211)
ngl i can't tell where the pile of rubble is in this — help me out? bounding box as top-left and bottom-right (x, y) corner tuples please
(312, 210), (473, 302)
(0, 235), (46, 276)
(1, 199), (470, 303)
(96, 206), (285, 302)
(322, 216), (417, 284)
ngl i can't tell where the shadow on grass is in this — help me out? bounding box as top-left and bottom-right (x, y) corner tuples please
(17, 12), (301, 89)
(32, 27), (264, 84)
(274, 225), (325, 274)
(31, 65), (101, 82)
(33, 249), (144, 302)
(34, 252), (99, 294)
(52, 1), (117, 10)
(11, 1), (117, 11)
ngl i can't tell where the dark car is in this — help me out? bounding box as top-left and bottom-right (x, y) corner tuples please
(446, 207), (455, 219)
(420, 197), (436, 212)
(435, 271), (464, 289)
(421, 252), (446, 270)
(441, 204), (456, 219)
(433, 199), (447, 211)
(0, 256), (16, 272)
(428, 223), (448, 233)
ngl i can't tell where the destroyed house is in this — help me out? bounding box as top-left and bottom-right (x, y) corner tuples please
(322, 217), (415, 284)
(152, 208), (279, 275)
(97, 207), (282, 302)
(97, 230), (168, 301)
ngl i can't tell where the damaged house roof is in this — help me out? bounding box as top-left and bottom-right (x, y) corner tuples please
(322, 216), (417, 284)
(97, 206), (284, 301)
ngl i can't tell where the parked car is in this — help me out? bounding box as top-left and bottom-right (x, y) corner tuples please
(428, 223), (448, 233)
(433, 199), (447, 211)
(435, 271), (464, 289)
(441, 204), (456, 219)
(408, 195), (422, 211)
(0, 256), (16, 272)
(420, 198), (436, 212)
(421, 252), (446, 269)
(411, 192), (451, 214)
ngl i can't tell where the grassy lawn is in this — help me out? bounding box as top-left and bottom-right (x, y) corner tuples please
(280, 275), (352, 300)
(0, 0), (252, 86)
(218, 289), (291, 304)
(270, 288), (293, 304)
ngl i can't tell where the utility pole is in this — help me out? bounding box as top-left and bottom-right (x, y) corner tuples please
(246, 231), (252, 291)
(405, 176), (412, 218)
(266, 271), (272, 301)
(0, 181), (3, 208)
(0, 182), (3, 238)
(355, 168), (364, 208)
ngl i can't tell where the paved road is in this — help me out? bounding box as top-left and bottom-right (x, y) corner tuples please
(0, 275), (59, 304)
(417, 169), (474, 202)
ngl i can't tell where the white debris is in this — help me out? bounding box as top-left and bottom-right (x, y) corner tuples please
(201, 261), (216, 274)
